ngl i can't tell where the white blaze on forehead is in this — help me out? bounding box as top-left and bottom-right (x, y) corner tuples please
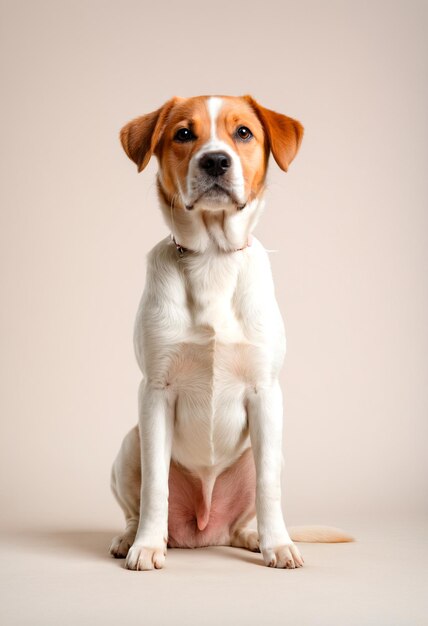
(184, 96), (246, 207)
(207, 96), (223, 142)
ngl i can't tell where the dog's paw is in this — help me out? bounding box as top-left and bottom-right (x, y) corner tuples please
(261, 542), (304, 569)
(230, 528), (260, 552)
(109, 532), (135, 559)
(125, 543), (166, 571)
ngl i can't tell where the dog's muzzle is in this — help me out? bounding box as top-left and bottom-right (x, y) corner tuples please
(185, 151), (245, 210)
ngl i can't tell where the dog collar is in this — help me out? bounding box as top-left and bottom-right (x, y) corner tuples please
(171, 235), (252, 256)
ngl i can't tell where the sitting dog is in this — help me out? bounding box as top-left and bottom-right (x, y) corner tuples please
(110, 95), (352, 570)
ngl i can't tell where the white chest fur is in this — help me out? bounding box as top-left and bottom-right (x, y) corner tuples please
(133, 235), (286, 479)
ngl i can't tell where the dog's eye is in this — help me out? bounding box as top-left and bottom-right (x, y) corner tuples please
(236, 126), (253, 141)
(174, 128), (196, 143)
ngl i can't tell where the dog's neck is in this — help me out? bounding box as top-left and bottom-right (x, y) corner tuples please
(158, 178), (265, 254)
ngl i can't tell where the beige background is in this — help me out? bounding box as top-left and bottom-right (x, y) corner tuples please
(0, 1), (427, 624)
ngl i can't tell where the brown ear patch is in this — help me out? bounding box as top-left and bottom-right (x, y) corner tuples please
(120, 97), (178, 172)
(243, 95), (304, 172)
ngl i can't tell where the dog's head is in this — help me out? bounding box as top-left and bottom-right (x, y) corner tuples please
(120, 95), (303, 213)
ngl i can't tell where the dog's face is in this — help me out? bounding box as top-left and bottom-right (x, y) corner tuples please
(120, 95), (303, 212)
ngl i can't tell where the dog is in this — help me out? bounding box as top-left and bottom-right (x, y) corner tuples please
(110, 95), (352, 570)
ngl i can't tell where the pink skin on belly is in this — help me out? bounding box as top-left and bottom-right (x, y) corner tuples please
(167, 448), (256, 548)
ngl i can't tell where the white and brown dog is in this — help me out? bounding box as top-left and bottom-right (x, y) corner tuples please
(110, 95), (352, 571)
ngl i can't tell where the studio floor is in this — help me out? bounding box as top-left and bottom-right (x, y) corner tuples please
(1, 518), (427, 626)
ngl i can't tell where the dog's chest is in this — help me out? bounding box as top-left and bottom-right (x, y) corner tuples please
(167, 253), (265, 470)
(136, 242), (282, 474)
(170, 331), (263, 462)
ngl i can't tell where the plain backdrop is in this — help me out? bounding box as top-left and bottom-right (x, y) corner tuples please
(0, 0), (427, 535)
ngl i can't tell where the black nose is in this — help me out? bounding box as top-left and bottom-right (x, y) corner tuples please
(199, 151), (231, 177)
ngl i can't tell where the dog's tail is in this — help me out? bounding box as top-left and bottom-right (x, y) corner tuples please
(288, 525), (354, 543)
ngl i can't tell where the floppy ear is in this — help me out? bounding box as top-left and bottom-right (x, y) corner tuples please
(120, 97), (178, 172)
(243, 95), (304, 172)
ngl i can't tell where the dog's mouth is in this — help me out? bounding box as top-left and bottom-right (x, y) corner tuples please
(205, 183), (231, 198)
(186, 183), (246, 211)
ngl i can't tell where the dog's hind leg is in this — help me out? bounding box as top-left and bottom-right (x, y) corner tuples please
(109, 425), (141, 558)
(229, 506), (259, 552)
(225, 450), (259, 552)
(230, 525), (259, 552)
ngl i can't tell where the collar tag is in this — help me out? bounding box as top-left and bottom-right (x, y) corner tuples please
(172, 235), (187, 256)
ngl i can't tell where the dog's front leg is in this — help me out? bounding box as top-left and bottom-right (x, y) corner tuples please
(125, 380), (175, 571)
(248, 380), (304, 569)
